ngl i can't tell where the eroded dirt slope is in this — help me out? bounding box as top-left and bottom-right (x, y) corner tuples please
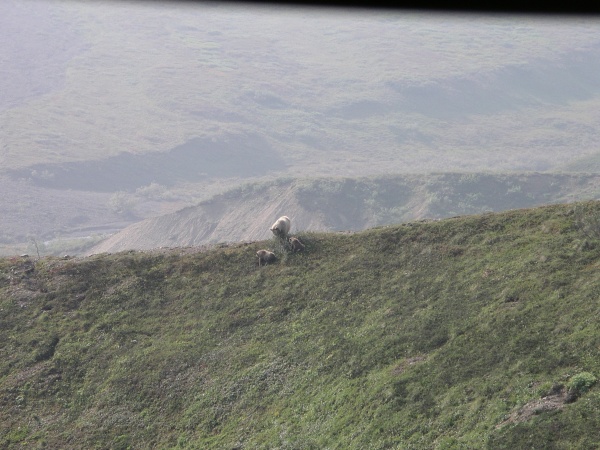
(87, 173), (600, 254)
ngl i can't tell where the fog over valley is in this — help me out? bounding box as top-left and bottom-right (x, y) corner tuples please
(1, 0), (600, 255)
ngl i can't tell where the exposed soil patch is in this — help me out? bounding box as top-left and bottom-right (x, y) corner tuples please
(497, 385), (570, 428)
(391, 356), (427, 375)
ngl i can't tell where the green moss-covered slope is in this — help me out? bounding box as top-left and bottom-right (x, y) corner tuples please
(1, 201), (599, 449)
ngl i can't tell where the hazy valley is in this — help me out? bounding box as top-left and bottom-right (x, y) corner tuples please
(2, 1), (600, 255)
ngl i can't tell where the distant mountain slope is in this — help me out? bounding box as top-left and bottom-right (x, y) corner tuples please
(87, 172), (600, 254)
(2, 201), (599, 448)
(4, 4), (600, 257)
(6, 132), (285, 192)
(561, 151), (600, 173)
(0, 0), (85, 112)
(3, 3), (600, 177)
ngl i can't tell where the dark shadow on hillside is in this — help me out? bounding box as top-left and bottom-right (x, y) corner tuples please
(7, 133), (287, 192)
(387, 46), (600, 119)
(326, 46), (600, 123)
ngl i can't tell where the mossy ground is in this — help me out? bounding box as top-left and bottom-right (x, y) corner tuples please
(1, 201), (600, 448)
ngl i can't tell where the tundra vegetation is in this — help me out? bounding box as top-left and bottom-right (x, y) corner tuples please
(1, 201), (599, 449)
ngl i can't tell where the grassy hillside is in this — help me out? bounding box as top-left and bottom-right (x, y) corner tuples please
(1, 201), (600, 448)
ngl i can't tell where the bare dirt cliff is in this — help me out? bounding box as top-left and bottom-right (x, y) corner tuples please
(86, 173), (600, 255)
(87, 181), (322, 254)
(86, 177), (414, 254)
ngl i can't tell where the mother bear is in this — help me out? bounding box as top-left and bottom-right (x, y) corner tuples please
(270, 215), (291, 238)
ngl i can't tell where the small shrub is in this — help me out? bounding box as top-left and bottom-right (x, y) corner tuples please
(567, 372), (597, 400)
(33, 334), (60, 362)
(108, 192), (137, 217)
(535, 381), (556, 398)
(135, 182), (177, 200)
(573, 205), (600, 240)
